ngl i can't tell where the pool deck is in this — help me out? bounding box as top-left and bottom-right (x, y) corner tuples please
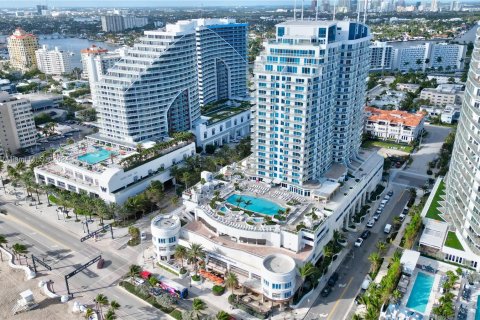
(401, 269), (440, 316)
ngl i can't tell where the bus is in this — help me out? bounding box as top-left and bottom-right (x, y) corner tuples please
(156, 275), (189, 299)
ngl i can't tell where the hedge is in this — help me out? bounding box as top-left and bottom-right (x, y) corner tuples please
(120, 281), (185, 318)
(212, 285), (225, 296)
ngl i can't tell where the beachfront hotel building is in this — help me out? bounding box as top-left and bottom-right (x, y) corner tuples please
(7, 28), (39, 72)
(35, 45), (73, 75)
(34, 19), (249, 203)
(442, 27), (480, 268)
(251, 20), (371, 196)
(151, 20), (384, 309)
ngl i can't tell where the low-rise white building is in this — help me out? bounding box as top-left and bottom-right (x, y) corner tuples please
(151, 214), (181, 262)
(170, 151), (383, 305)
(419, 84), (464, 106)
(420, 104), (461, 124)
(34, 136), (196, 204)
(365, 106), (425, 143)
(35, 45), (72, 75)
(193, 99), (252, 150)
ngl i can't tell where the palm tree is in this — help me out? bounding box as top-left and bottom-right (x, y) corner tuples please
(104, 310), (117, 320)
(376, 241), (387, 254)
(109, 300), (120, 312)
(12, 243), (28, 263)
(0, 235), (7, 261)
(128, 264), (141, 283)
(351, 314), (363, 320)
(392, 289), (402, 304)
(323, 243), (335, 260)
(84, 308), (95, 320)
(368, 252), (381, 273)
(224, 272), (239, 298)
(235, 196), (243, 208)
(191, 298), (207, 320)
(297, 262), (317, 297)
(243, 200), (252, 209)
(215, 311), (230, 320)
(95, 293), (109, 319)
(364, 306), (379, 320)
(187, 243), (205, 276)
(175, 246), (188, 268)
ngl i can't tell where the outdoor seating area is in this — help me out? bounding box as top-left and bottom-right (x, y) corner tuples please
(243, 183), (270, 195)
(199, 269), (224, 285)
(382, 304), (423, 320)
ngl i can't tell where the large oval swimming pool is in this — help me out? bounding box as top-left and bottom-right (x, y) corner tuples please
(226, 194), (285, 216)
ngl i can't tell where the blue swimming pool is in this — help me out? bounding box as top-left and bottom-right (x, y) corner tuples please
(78, 148), (113, 164)
(226, 194), (284, 216)
(476, 296), (480, 320)
(406, 272), (434, 313)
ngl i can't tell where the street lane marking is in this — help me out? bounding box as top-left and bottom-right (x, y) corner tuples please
(327, 276), (353, 320)
(4, 214), (67, 249)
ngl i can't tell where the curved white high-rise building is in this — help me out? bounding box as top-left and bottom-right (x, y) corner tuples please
(444, 27), (480, 261)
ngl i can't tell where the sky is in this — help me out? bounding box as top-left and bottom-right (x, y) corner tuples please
(2, 0), (301, 8)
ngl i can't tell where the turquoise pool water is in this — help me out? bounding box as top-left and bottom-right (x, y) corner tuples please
(476, 296), (480, 320)
(226, 194), (284, 216)
(219, 206), (228, 213)
(78, 148), (113, 164)
(406, 272), (434, 313)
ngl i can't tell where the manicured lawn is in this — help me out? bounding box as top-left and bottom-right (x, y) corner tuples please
(425, 180), (445, 221)
(362, 139), (414, 153)
(444, 231), (464, 251)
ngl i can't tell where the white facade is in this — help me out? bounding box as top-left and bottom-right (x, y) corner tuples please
(0, 92), (37, 155)
(252, 20), (371, 195)
(444, 27), (480, 259)
(122, 16), (149, 30)
(365, 107), (425, 143)
(34, 141), (196, 204)
(419, 84), (464, 106)
(180, 151), (384, 298)
(101, 15), (124, 32)
(35, 45), (72, 75)
(261, 254), (296, 301)
(372, 41), (466, 72)
(370, 41), (393, 71)
(151, 214), (181, 261)
(193, 101), (251, 149)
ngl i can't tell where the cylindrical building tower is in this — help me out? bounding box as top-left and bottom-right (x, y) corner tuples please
(151, 214), (181, 262)
(261, 254), (296, 301)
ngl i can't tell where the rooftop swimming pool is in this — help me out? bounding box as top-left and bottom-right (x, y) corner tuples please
(78, 148), (113, 165)
(476, 296), (480, 320)
(406, 272), (434, 314)
(226, 194), (284, 216)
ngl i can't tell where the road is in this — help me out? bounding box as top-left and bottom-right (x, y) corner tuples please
(304, 124), (451, 320)
(0, 201), (168, 320)
(304, 185), (411, 320)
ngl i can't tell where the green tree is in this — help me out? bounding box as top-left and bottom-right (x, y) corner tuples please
(95, 293), (109, 319)
(191, 298), (207, 320)
(224, 272), (239, 298)
(215, 311), (230, 320)
(84, 308), (95, 320)
(376, 241), (387, 254)
(368, 252), (381, 274)
(0, 235), (8, 261)
(128, 264), (141, 284)
(175, 245), (188, 268)
(12, 243), (28, 263)
(297, 262), (317, 297)
(188, 243), (206, 276)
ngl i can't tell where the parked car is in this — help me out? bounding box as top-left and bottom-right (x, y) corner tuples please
(379, 203), (385, 210)
(355, 238), (364, 247)
(399, 213), (406, 222)
(150, 288), (162, 296)
(321, 286), (332, 297)
(328, 272), (339, 287)
(403, 206), (409, 214)
(361, 230), (371, 239)
(387, 190), (394, 197)
(373, 214), (380, 221)
(133, 277), (145, 285)
(383, 195), (390, 201)
(140, 231), (147, 240)
(384, 224), (392, 234)
(366, 218), (375, 228)
(376, 209), (382, 215)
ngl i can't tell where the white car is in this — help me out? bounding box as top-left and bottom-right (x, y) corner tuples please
(399, 213), (406, 222)
(366, 218), (376, 228)
(355, 238), (364, 247)
(140, 231), (147, 240)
